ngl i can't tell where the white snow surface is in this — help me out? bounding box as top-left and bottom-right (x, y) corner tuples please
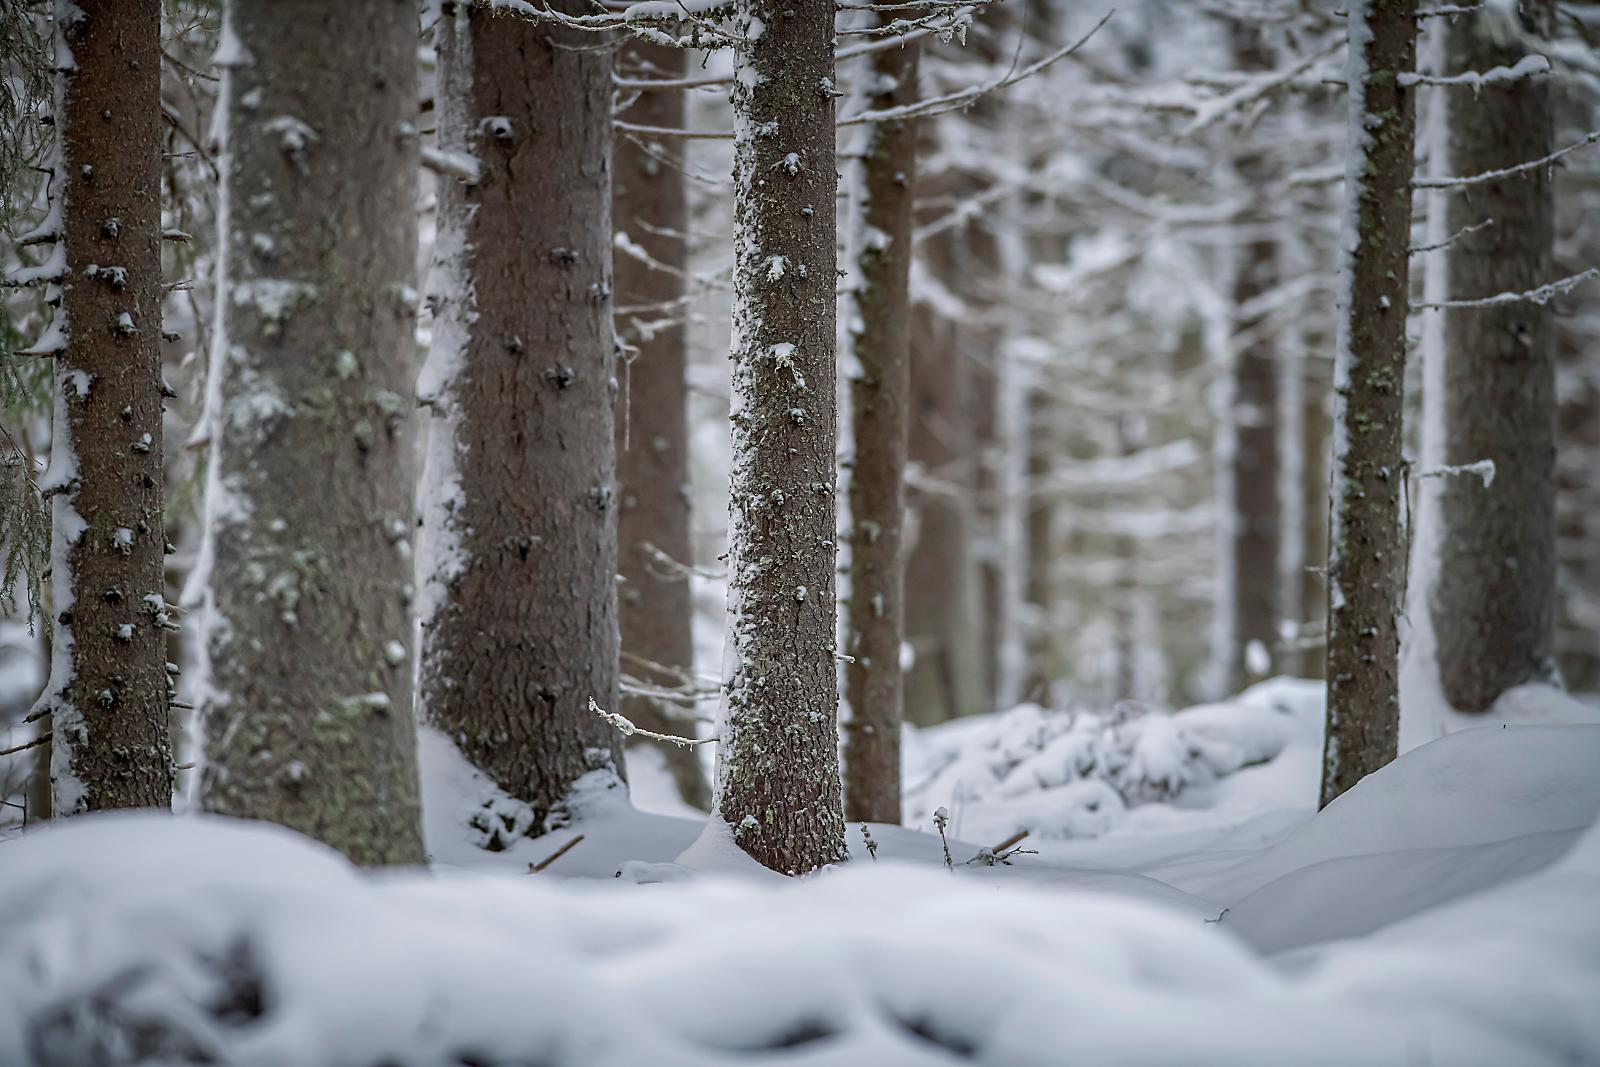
(4, 685), (1600, 1064)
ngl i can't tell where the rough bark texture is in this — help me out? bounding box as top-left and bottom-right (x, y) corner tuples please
(40, 0), (172, 814)
(1321, 0), (1418, 808)
(613, 41), (709, 811)
(717, 0), (845, 873)
(419, 1), (624, 840)
(1227, 24), (1280, 691)
(199, 0), (424, 864)
(1429, 0), (1558, 712)
(842, 36), (920, 826)
(904, 231), (988, 726)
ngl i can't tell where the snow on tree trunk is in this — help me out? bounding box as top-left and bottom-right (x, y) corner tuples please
(1428, 0), (1558, 713)
(418, 0), (624, 837)
(36, 0), (172, 815)
(612, 40), (710, 812)
(716, 0), (845, 873)
(904, 232), (989, 726)
(1321, 0), (1419, 808)
(197, 0), (424, 864)
(842, 34), (920, 826)
(1226, 24), (1280, 691)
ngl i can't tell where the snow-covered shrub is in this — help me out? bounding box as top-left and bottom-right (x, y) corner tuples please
(905, 682), (1314, 841)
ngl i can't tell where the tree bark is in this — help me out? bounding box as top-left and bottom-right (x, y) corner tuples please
(613, 41), (709, 811)
(198, 0), (424, 864)
(842, 35), (920, 826)
(1301, 348), (1332, 680)
(419, 0), (624, 841)
(1227, 25), (1281, 691)
(904, 231), (988, 726)
(1321, 0), (1418, 808)
(1429, 0), (1558, 712)
(716, 0), (845, 873)
(37, 0), (172, 814)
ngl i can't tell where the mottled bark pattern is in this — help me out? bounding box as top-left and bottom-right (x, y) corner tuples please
(613, 41), (709, 811)
(1322, 0), (1418, 808)
(843, 37), (920, 825)
(420, 2), (624, 833)
(43, 0), (172, 813)
(200, 0), (424, 864)
(1430, 0), (1558, 712)
(1229, 25), (1280, 690)
(718, 0), (846, 873)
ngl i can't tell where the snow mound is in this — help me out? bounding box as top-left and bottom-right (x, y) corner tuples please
(2, 805), (1598, 1065)
(905, 679), (1321, 843)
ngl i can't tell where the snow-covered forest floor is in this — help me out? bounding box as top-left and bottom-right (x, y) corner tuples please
(5, 684), (1598, 1065)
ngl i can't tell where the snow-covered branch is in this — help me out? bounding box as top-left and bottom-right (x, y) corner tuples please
(1413, 267), (1599, 309)
(1414, 131), (1600, 189)
(589, 697), (718, 748)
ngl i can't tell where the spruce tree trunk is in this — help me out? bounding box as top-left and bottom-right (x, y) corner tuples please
(419, 0), (624, 838)
(1321, 0), (1418, 808)
(904, 232), (988, 726)
(842, 35), (920, 826)
(38, 0), (172, 814)
(1301, 350), (1332, 680)
(1227, 25), (1280, 690)
(198, 0), (424, 864)
(1429, 0), (1558, 712)
(613, 42), (709, 811)
(716, 0), (845, 873)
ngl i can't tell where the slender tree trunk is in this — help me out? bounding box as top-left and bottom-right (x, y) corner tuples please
(35, 0), (171, 814)
(904, 232), (987, 725)
(1301, 347), (1332, 680)
(1428, 0), (1558, 712)
(198, 0), (424, 864)
(613, 41), (709, 811)
(716, 0), (844, 873)
(419, 0), (624, 841)
(842, 35), (920, 826)
(1226, 23), (1281, 691)
(1321, 0), (1419, 808)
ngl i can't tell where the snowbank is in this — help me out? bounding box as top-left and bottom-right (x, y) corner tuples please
(2, 794), (1597, 1066)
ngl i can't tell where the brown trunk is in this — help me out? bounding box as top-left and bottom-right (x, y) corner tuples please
(716, 0), (845, 874)
(904, 231), (987, 725)
(613, 41), (709, 811)
(199, 0), (424, 864)
(419, 1), (624, 839)
(1321, 0), (1419, 808)
(40, 0), (172, 814)
(842, 35), (920, 826)
(1227, 23), (1280, 691)
(1301, 348), (1332, 680)
(1429, 0), (1558, 712)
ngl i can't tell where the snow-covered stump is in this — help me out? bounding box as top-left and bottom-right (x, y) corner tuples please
(417, 0), (624, 839)
(1427, 0), (1559, 713)
(34, 0), (173, 814)
(716, 0), (846, 873)
(196, 0), (424, 864)
(613, 39), (710, 813)
(842, 32), (920, 826)
(1322, 0), (1420, 808)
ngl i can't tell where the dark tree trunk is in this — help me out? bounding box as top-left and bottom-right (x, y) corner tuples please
(1429, 0), (1558, 712)
(613, 41), (709, 811)
(1301, 349), (1332, 680)
(904, 232), (988, 726)
(38, 0), (172, 814)
(1228, 23), (1281, 690)
(419, 1), (624, 839)
(842, 34), (920, 826)
(1321, 0), (1419, 808)
(716, 0), (845, 874)
(198, 0), (424, 864)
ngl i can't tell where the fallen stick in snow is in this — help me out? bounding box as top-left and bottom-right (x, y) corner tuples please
(528, 835), (584, 874)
